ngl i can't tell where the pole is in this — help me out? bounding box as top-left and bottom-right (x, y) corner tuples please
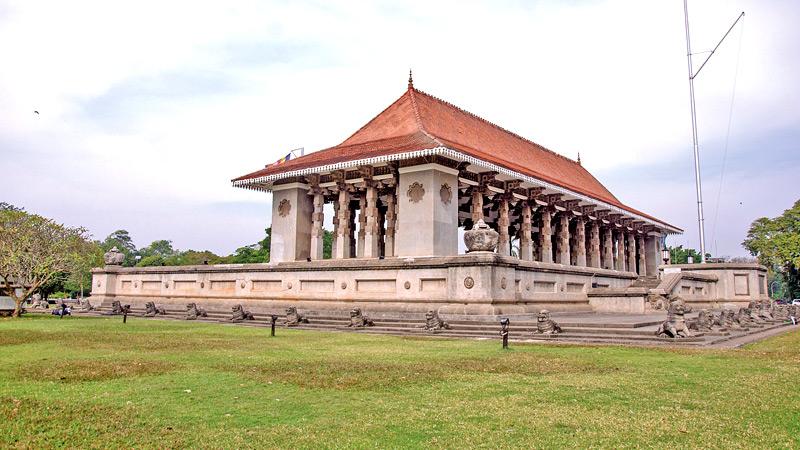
(683, 0), (707, 263)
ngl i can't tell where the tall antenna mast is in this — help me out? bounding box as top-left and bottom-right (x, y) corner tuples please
(682, 0), (744, 263)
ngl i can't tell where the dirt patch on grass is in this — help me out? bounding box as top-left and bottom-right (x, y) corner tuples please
(225, 352), (620, 390)
(17, 358), (177, 382)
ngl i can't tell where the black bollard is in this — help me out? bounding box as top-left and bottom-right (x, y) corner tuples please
(270, 315), (278, 337)
(500, 318), (510, 349)
(122, 305), (131, 324)
(59, 303), (67, 319)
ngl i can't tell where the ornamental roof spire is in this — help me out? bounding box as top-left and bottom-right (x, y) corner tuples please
(577, 152), (581, 165)
(408, 69), (413, 90)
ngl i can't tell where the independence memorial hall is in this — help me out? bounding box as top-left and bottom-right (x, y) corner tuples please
(91, 76), (768, 322)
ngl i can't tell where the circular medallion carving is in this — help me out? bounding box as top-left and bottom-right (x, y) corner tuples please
(133, 281), (138, 288)
(278, 198), (292, 217)
(97, 281), (102, 287)
(164, 282), (169, 288)
(341, 282), (347, 290)
(287, 282), (293, 289)
(407, 182), (425, 203)
(404, 281), (411, 290)
(200, 282), (205, 288)
(501, 277), (507, 289)
(464, 276), (475, 289)
(240, 281), (246, 288)
(439, 183), (452, 205)
(526, 284), (530, 291)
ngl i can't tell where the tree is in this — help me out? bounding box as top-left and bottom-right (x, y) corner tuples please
(323, 229), (333, 259)
(743, 199), (800, 299)
(226, 228), (271, 264)
(0, 209), (89, 317)
(668, 245), (703, 264)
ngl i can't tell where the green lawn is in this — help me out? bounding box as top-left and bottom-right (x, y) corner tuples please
(1, 316), (799, 448)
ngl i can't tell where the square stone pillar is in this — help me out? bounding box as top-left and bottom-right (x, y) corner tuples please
(471, 188), (484, 223)
(270, 184), (313, 263)
(614, 230), (625, 271)
(539, 209), (553, 263)
(644, 233), (661, 275)
(331, 200), (339, 256)
(519, 202), (534, 261)
(602, 227), (613, 270)
(574, 217), (587, 267)
(363, 185), (381, 258)
(334, 189), (352, 259)
(357, 195), (366, 257)
(497, 197), (510, 256)
(384, 191), (396, 257)
(637, 235), (647, 276)
(589, 221), (601, 268)
(556, 213), (570, 265)
(395, 164), (459, 257)
(309, 192), (325, 260)
(627, 232), (637, 274)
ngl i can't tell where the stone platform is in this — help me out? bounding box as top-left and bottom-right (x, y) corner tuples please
(75, 304), (795, 348)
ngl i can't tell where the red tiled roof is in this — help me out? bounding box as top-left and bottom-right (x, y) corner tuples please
(233, 86), (680, 231)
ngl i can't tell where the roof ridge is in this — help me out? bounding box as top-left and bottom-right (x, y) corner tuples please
(413, 88), (581, 167)
(408, 87), (444, 147)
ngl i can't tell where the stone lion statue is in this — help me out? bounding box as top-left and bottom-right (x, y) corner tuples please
(144, 301), (166, 317)
(533, 309), (562, 335)
(103, 300), (124, 315)
(103, 246), (125, 266)
(746, 302), (765, 324)
(348, 307), (374, 327)
(422, 310), (450, 332)
(285, 306), (309, 327)
(76, 297), (94, 312)
(30, 293), (48, 309)
(230, 304), (254, 322)
(646, 293), (667, 311)
(656, 298), (692, 338)
(757, 300), (774, 321)
(689, 309), (713, 332)
(736, 307), (756, 327)
(185, 303), (208, 320)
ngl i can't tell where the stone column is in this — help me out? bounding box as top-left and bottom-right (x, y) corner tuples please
(556, 213), (570, 265)
(539, 209), (553, 263)
(637, 235), (647, 276)
(269, 185), (313, 263)
(384, 191), (396, 257)
(363, 185), (380, 258)
(519, 202), (534, 261)
(357, 195), (366, 257)
(309, 192), (324, 260)
(644, 233), (660, 275)
(615, 230), (625, 271)
(627, 233), (637, 274)
(471, 188), (484, 223)
(497, 197), (510, 256)
(574, 217), (587, 267)
(334, 190), (351, 259)
(349, 205), (357, 258)
(331, 199), (339, 255)
(589, 221), (601, 268)
(602, 227), (613, 270)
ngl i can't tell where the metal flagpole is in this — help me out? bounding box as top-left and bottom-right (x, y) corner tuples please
(682, 0), (744, 263)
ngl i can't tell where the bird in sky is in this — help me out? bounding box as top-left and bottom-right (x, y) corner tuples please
(33, 110), (39, 115)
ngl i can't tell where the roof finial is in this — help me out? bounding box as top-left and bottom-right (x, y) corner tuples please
(577, 152), (581, 165)
(408, 69), (414, 89)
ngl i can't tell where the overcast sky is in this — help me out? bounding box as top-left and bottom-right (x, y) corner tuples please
(1, 0), (798, 257)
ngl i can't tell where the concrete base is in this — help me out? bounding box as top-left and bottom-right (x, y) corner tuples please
(91, 254), (636, 318)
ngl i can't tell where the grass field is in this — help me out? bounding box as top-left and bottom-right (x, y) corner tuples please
(1, 315), (799, 448)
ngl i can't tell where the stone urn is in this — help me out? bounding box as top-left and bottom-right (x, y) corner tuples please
(464, 219), (499, 253)
(103, 246), (125, 266)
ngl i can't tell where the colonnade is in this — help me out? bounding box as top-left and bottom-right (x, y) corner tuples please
(289, 167), (660, 278)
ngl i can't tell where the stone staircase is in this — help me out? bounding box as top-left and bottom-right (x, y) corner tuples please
(78, 303), (793, 347)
